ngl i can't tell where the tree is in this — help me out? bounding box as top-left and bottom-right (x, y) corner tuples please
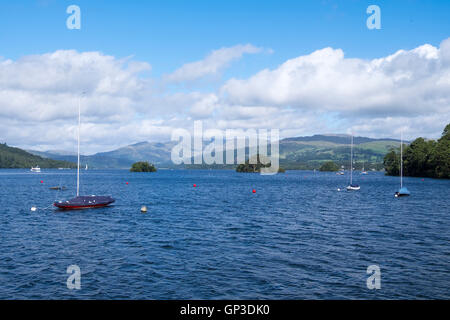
(319, 161), (339, 172)
(236, 154), (285, 173)
(441, 123), (450, 139)
(433, 124), (450, 178)
(383, 123), (450, 179)
(403, 138), (436, 177)
(383, 149), (400, 176)
(130, 161), (157, 172)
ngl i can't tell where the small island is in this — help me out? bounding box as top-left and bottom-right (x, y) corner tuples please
(130, 161), (157, 172)
(319, 161), (339, 172)
(236, 154), (285, 173)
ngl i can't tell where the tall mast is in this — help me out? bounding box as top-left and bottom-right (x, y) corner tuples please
(400, 131), (403, 189)
(77, 95), (81, 197)
(350, 135), (353, 184)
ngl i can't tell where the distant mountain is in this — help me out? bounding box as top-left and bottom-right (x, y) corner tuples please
(29, 141), (176, 169)
(0, 143), (76, 169)
(28, 134), (403, 170)
(89, 141), (177, 168)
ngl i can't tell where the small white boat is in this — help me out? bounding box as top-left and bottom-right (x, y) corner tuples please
(346, 184), (361, 191)
(30, 166), (41, 172)
(346, 135), (360, 191)
(361, 161), (368, 174)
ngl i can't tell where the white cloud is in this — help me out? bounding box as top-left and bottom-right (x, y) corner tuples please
(189, 93), (219, 118)
(1, 40), (450, 154)
(0, 50), (160, 153)
(164, 44), (264, 83)
(221, 40), (450, 121)
(0, 50), (151, 122)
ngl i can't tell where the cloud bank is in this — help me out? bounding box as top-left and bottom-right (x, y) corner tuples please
(1, 40), (449, 153)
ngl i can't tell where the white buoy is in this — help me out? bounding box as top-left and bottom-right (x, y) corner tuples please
(31, 206), (37, 212)
(337, 188), (341, 192)
(140, 206), (148, 213)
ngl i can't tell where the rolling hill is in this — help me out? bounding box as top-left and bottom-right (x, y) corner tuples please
(0, 143), (76, 169)
(279, 135), (401, 170)
(27, 134), (402, 170)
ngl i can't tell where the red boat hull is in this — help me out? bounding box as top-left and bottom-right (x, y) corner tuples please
(54, 195), (115, 210)
(53, 203), (113, 210)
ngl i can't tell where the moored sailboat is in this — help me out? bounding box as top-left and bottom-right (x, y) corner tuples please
(346, 135), (360, 191)
(54, 94), (115, 210)
(395, 132), (410, 198)
(361, 160), (368, 174)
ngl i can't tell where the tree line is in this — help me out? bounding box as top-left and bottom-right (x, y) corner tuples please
(384, 123), (450, 179)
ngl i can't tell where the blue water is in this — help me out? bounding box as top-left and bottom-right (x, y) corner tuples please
(0, 169), (448, 299)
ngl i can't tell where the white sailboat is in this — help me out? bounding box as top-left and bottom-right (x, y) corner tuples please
(361, 160), (368, 174)
(346, 135), (360, 191)
(395, 132), (410, 197)
(30, 166), (41, 172)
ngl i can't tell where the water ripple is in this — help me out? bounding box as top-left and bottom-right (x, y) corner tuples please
(0, 169), (448, 299)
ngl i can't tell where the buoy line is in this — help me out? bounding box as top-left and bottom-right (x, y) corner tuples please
(30, 203), (54, 211)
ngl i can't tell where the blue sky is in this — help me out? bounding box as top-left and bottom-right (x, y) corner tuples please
(0, 0), (449, 152)
(1, 0), (450, 77)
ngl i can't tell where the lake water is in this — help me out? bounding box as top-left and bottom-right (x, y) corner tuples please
(0, 169), (448, 299)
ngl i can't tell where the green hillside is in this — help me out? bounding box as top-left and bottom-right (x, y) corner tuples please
(0, 143), (76, 169)
(27, 134), (402, 170)
(279, 136), (400, 170)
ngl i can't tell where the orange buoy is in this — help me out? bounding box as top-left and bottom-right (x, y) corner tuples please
(40, 180), (43, 184)
(193, 184), (197, 187)
(252, 189), (256, 193)
(126, 182), (129, 185)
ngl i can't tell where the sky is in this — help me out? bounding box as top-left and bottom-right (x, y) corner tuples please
(0, 0), (449, 154)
